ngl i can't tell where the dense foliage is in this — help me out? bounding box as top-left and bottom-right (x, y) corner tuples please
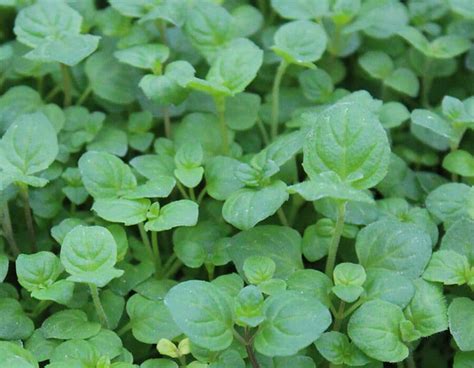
(1, 0), (474, 367)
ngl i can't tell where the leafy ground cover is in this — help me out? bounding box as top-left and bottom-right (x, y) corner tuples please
(1, 0), (474, 367)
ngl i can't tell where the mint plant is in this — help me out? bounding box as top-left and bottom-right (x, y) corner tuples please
(1, 1), (474, 368)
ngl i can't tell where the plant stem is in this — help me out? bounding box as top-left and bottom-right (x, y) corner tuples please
(271, 60), (288, 140)
(76, 85), (92, 105)
(117, 321), (132, 336)
(197, 187), (207, 204)
(214, 95), (229, 154)
(176, 182), (190, 199)
(421, 59), (432, 108)
(163, 106), (171, 138)
(60, 63), (72, 107)
(406, 351), (416, 368)
(276, 208), (289, 227)
(325, 201), (346, 277)
(189, 187), (196, 202)
(332, 301), (346, 332)
(138, 223), (158, 271)
(206, 263), (215, 281)
(341, 299), (364, 319)
(89, 284), (110, 328)
(31, 300), (52, 318)
(19, 185), (36, 252)
(45, 85), (61, 102)
(256, 118), (270, 146)
(244, 328), (260, 368)
(151, 231), (162, 276)
(163, 258), (183, 279)
(2, 203), (20, 257)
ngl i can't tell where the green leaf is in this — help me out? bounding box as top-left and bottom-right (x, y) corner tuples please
(0, 86), (42, 133)
(0, 254), (7, 283)
(303, 102), (390, 190)
(228, 225), (303, 280)
(356, 220), (432, 279)
(332, 263), (366, 303)
(85, 50), (140, 105)
(454, 352), (474, 368)
(287, 269), (332, 308)
(448, 298), (474, 351)
(0, 298), (34, 340)
(14, 1), (82, 48)
(93, 198), (150, 226)
(404, 279), (448, 337)
(423, 250), (471, 285)
(0, 341), (38, 368)
(440, 218), (474, 263)
(298, 68), (334, 103)
(399, 27), (470, 58)
(315, 332), (371, 366)
(165, 280), (234, 351)
(206, 38), (263, 96)
(41, 309), (101, 340)
(443, 150), (474, 177)
(223, 180), (289, 230)
(449, 0), (474, 18)
(363, 269), (415, 308)
(78, 151), (136, 199)
(0, 112), (58, 177)
(243, 256), (276, 285)
(359, 51), (394, 79)
(126, 294), (181, 344)
(24, 34), (100, 66)
(348, 300), (409, 363)
(411, 109), (454, 142)
(60, 225), (124, 287)
(385, 68), (419, 97)
(114, 43), (169, 71)
(272, 20), (327, 65)
(184, 2), (235, 61)
(271, 0), (329, 20)
(379, 102), (410, 129)
(205, 156), (244, 200)
(234, 285), (265, 327)
(225, 93), (261, 130)
(426, 183), (473, 224)
(253, 290), (332, 357)
(145, 200), (198, 232)
(16, 251), (73, 304)
(289, 172), (375, 203)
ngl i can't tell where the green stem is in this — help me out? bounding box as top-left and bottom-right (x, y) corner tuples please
(197, 187), (207, 204)
(271, 60), (288, 140)
(31, 300), (52, 318)
(176, 182), (190, 199)
(206, 263), (215, 281)
(138, 223), (157, 272)
(244, 328), (260, 368)
(332, 301), (346, 332)
(325, 201), (346, 277)
(60, 63), (72, 107)
(189, 187), (196, 202)
(45, 85), (61, 102)
(276, 208), (289, 227)
(214, 95), (229, 154)
(163, 106), (171, 138)
(2, 203), (20, 257)
(117, 321), (132, 336)
(163, 258), (183, 279)
(19, 185), (36, 252)
(341, 299), (364, 319)
(89, 284), (110, 328)
(151, 231), (162, 276)
(76, 85), (92, 105)
(256, 118), (270, 146)
(406, 351), (416, 368)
